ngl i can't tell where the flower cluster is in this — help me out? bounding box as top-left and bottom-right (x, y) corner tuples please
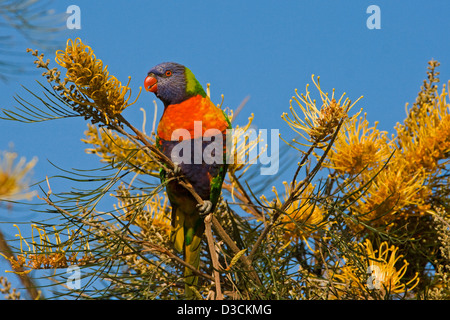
(332, 239), (419, 298)
(325, 114), (393, 175)
(0, 151), (37, 201)
(281, 75), (362, 146)
(28, 38), (140, 126)
(396, 79), (450, 174)
(331, 123), (429, 230)
(261, 182), (325, 243)
(1, 225), (93, 274)
(55, 38), (140, 121)
(350, 158), (428, 230)
(0, 277), (21, 300)
(325, 63), (449, 231)
(83, 123), (159, 175)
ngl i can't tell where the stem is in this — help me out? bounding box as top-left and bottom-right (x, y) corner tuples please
(291, 143), (316, 189)
(229, 171), (264, 219)
(114, 115), (173, 169)
(204, 214), (223, 300)
(38, 193), (214, 282)
(0, 230), (42, 300)
(248, 120), (344, 262)
(222, 183), (263, 219)
(211, 216), (261, 286)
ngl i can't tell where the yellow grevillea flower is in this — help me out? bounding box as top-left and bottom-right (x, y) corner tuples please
(396, 81), (450, 174)
(281, 75), (362, 146)
(115, 187), (172, 237)
(350, 157), (428, 230)
(325, 103), (439, 229)
(325, 114), (393, 175)
(336, 81), (450, 230)
(143, 192), (172, 236)
(261, 181), (325, 243)
(55, 38), (140, 121)
(0, 151), (37, 201)
(82, 124), (159, 175)
(226, 112), (264, 176)
(0, 224), (92, 274)
(333, 239), (419, 297)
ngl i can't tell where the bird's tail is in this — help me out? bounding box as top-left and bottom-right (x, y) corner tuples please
(184, 237), (201, 299)
(171, 207), (203, 299)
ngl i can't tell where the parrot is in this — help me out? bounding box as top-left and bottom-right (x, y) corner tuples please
(144, 62), (231, 298)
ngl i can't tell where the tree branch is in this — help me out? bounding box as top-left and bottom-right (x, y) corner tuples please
(37, 191), (215, 283)
(248, 119), (344, 262)
(0, 230), (42, 300)
(204, 214), (223, 299)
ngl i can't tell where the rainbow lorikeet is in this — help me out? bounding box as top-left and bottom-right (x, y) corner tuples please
(144, 62), (231, 298)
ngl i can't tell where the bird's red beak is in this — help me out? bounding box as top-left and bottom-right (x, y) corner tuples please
(144, 75), (157, 92)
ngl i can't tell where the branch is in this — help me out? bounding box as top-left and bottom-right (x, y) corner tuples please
(228, 171), (264, 219)
(37, 192), (214, 283)
(291, 143), (316, 188)
(211, 216), (261, 286)
(248, 119), (344, 262)
(140, 241), (214, 282)
(222, 183), (263, 219)
(0, 230), (42, 300)
(204, 214), (223, 299)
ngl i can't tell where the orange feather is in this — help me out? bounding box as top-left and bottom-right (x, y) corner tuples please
(157, 94), (229, 141)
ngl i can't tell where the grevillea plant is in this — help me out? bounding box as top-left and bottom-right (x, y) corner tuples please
(0, 39), (449, 300)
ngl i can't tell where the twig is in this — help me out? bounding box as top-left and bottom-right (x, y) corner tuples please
(113, 115), (172, 170)
(211, 216), (261, 286)
(204, 214), (223, 300)
(248, 120), (344, 262)
(0, 230), (42, 300)
(140, 241), (214, 282)
(231, 96), (250, 123)
(229, 171), (264, 219)
(291, 143), (316, 188)
(37, 191), (214, 282)
(222, 182), (263, 219)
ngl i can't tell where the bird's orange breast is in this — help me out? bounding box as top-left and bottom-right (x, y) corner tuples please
(157, 95), (229, 141)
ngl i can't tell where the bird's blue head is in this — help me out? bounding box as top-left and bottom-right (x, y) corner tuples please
(144, 62), (206, 106)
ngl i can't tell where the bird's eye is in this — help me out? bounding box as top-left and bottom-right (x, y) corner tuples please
(165, 70), (172, 77)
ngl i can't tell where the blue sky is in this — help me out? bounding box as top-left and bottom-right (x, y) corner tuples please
(1, 0), (449, 298)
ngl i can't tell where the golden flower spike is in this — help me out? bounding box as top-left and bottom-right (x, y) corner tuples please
(53, 38), (141, 123)
(260, 181), (325, 244)
(1, 224), (93, 274)
(332, 239), (419, 298)
(282, 75), (362, 146)
(325, 113), (393, 175)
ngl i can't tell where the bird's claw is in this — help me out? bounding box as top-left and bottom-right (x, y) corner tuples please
(170, 163), (182, 178)
(197, 200), (213, 217)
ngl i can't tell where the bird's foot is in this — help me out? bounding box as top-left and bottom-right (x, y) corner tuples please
(169, 163), (182, 178)
(197, 200), (213, 218)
